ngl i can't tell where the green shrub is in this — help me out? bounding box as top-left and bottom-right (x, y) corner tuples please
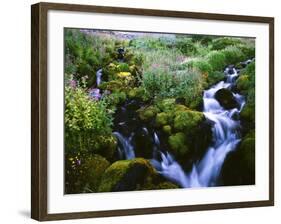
(175, 38), (198, 56)
(189, 58), (213, 74)
(222, 46), (244, 65)
(65, 86), (113, 153)
(212, 37), (242, 50)
(207, 51), (226, 71)
(237, 44), (255, 59)
(65, 29), (116, 87)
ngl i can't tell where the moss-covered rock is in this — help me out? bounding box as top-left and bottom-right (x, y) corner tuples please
(240, 103), (255, 124)
(80, 154), (110, 192)
(127, 87), (145, 99)
(155, 112), (169, 127)
(156, 98), (176, 112)
(236, 74), (250, 92)
(221, 131), (255, 186)
(137, 106), (159, 121)
(98, 158), (157, 192)
(214, 88), (238, 109)
(163, 125), (172, 135)
(168, 132), (189, 158)
(94, 135), (118, 161)
(173, 110), (205, 132)
(107, 91), (127, 105)
(99, 80), (124, 92)
(140, 181), (179, 190)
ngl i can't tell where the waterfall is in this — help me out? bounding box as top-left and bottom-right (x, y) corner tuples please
(113, 132), (135, 159)
(150, 65), (245, 188)
(96, 69), (103, 86)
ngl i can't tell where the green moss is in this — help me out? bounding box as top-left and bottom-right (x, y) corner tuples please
(99, 80), (124, 92)
(98, 158), (157, 192)
(174, 104), (189, 112)
(163, 125), (172, 135)
(168, 132), (189, 157)
(156, 98), (176, 112)
(155, 112), (169, 127)
(221, 132), (255, 186)
(156, 181), (179, 189)
(173, 110), (204, 132)
(237, 75), (250, 92)
(138, 106), (159, 121)
(94, 134), (118, 160)
(80, 154), (110, 192)
(240, 103), (255, 124)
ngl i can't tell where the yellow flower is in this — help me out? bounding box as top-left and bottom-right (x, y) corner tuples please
(117, 72), (131, 78)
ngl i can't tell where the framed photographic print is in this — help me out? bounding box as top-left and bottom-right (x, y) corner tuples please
(31, 2), (274, 221)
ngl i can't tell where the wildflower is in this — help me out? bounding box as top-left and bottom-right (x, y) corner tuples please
(69, 79), (77, 88)
(89, 88), (101, 100)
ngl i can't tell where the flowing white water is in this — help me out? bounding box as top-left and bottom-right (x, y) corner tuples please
(112, 62), (249, 188)
(113, 132), (135, 159)
(96, 69), (103, 86)
(151, 66), (246, 188)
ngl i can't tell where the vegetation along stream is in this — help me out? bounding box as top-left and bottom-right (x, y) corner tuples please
(64, 29), (256, 194)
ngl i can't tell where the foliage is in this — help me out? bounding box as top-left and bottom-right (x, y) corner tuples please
(212, 37), (242, 50)
(141, 68), (206, 108)
(65, 86), (113, 153)
(206, 50), (226, 71)
(65, 29), (116, 87)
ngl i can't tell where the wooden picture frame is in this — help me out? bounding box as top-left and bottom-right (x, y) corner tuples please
(31, 2), (274, 221)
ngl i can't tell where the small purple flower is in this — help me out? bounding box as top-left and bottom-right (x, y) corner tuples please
(89, 88), (101, 100)
(76, 159), (81, 166)
(69, 79), (77, 88)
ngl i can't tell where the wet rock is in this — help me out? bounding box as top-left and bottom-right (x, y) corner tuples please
(98, 158), (157, 192)
(214, 88), (239, 109)
(133, 127), (154, 158)
(221, 130), (255, 186)
(168, 132), (189, 158)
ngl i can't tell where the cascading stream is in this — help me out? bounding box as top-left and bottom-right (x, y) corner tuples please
(111, 61), (250, 188)
(151, 65), (246, 188)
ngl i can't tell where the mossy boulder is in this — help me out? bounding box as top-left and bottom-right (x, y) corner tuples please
(138, 106), (159, 121)
(79, 154), (110, 192)
(221, 131), (255, 186)
(155, 112), (169, 127)
(168, 132), (189, 158)
(236, 74), (250, 92)
(98, 158), (157, 192)
(127, 87), (145, 99)
(140, 181), (179, 190)
(215, 88), (239, 109)
(156, 98), (176, 112)
(173, 110), (205, 132)
(107, 91), (127, 105)
(99, 80), (124, 92)
(240, 103), (255, 124)
(163, 125), (172, 135)
(94, 135), (118, 161)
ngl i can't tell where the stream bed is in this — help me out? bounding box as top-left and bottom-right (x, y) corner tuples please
(109, 61), (250, 188)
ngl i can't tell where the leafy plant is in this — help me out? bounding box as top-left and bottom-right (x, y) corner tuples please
(65, 86), (113, 153)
